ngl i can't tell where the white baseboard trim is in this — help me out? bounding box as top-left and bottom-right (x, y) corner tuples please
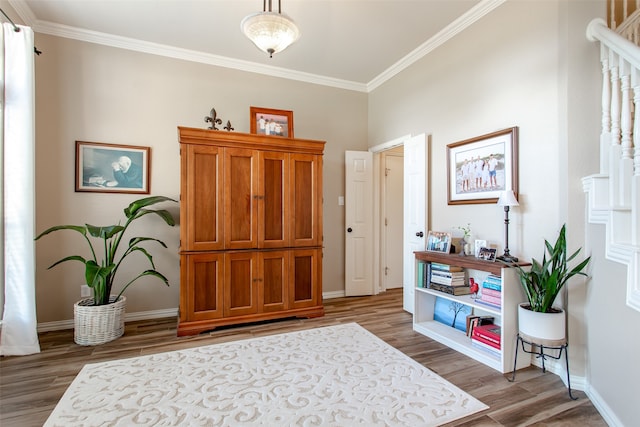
(585, 383), (624, 427)
(38, 293), (350, 333)
(530, 357), (586, 391)
(37, 308), (179, 333)
(529, 357), (627, 424)
(322, 290), (346, 299)
(37, 291), (348, 332)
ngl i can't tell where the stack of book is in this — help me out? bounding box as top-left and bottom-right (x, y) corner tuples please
(428, 263), (471, 295)
(466, 314), (494, 337)
(476, 274), (502, 309)
(470, 323), (501, 357)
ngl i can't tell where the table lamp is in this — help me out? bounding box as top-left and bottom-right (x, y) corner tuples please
(496, 190), (519, 262)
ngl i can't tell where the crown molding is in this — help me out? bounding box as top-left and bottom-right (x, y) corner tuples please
(9, 0), (503, 93)
(30, 19), (369, 92)
(367, 0), (506, 92)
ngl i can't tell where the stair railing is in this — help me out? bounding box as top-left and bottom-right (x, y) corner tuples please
(585, 17), (640, 312)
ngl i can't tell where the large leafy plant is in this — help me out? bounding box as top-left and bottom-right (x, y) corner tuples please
(511, 224), (591, 313)
(36, 196), (177, 306)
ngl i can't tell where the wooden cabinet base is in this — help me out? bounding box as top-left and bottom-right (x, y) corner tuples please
(177, 305), (325, 336)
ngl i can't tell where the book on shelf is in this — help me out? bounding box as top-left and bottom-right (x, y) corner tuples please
(483, 273), (502, 283)
(481, 287), (502, 298)
(425, 263), (431, 287)
(474, 298), (502, 310)
(431, 270), (465, 279)
(480, 293), (502, 306)
(472, 323), (501, 345)
(430, 262), (464, 272)
(482, 276), (502, 291)
(417, 262), (425, 288)
(430, 275), (466, 286)
(471, 336), (501, 357)
(466, 315), (495, 337)
(472, 331), (500, 350)
(428, 282), (471, 295)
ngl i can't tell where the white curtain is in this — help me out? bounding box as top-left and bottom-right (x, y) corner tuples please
(0, 22), (40, 355)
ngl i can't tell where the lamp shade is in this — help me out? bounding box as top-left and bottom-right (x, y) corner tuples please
(241, 11), (300, 57)
(497, 190), (519, 207)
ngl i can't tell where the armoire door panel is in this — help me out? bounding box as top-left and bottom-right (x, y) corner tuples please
(290, 154), (319, 247)
(182, 253), (224, 321)
(224, 252), (258, 316)
(290, 249), (321, 309)
(225, 148), (258, 249)
(259, 152), (289, 248)
(259, 251), (288, 312)
(182, 145), (223, 251)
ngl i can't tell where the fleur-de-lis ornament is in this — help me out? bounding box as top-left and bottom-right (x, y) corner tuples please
(204, 108), (222, 130)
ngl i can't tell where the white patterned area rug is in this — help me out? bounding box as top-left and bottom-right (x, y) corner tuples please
(45, 323), (488, 426)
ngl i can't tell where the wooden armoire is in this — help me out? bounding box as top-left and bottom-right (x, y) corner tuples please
(177, 127), (325, 336)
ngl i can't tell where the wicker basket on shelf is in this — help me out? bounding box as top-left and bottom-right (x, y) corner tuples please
(74, 296), (126, 346)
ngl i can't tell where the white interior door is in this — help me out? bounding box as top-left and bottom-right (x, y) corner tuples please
(345, 150), (374, 296)
(403, 134), (427, 313)
(384, 154), (404, 289)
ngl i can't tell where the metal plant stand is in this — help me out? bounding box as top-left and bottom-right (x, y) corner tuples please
(509, 333), (577, 400)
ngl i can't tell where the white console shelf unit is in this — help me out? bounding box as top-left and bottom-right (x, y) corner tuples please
(413, 251), (531, 374)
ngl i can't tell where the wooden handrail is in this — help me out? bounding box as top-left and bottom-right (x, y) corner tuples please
(608, 0), (638, 31)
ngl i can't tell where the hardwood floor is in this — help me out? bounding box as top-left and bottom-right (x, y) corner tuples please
(0, 289), (606, 426)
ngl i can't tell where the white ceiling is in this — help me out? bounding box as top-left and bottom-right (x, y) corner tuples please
(9, 0), (504, 92)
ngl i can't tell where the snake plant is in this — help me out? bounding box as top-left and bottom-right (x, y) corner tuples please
(510, 224), (591, 313)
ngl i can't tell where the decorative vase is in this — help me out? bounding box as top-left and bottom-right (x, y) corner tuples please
(459, 237), (467, 256)
(517, 303), (566, 342)
(74, 295), (126, 346)
(464, 238), (473, 256)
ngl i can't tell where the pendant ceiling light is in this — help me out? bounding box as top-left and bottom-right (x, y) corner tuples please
(241, 0), (300, 58)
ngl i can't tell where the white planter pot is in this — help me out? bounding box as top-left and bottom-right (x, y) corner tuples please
(517, 303), (566, 342)
(74, 295), (126, 346)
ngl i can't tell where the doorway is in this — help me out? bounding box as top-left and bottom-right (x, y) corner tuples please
(371, 134), (427, 314)
(380, 147), (404, 290)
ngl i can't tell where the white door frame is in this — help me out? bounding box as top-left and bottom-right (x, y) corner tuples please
(371, 135), (411, 294)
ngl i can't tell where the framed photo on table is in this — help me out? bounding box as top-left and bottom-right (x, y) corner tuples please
(75, 141), (150, 194)
(478, 247), (497, 262)
(447, 127), (518, 205)
(250, 106), (294, 138)
(426, 231), (452, 253)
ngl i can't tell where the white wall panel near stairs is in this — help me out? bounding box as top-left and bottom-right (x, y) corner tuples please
(583, 17), (640, 312)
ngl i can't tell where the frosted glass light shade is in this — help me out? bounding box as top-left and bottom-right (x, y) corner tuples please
(241, 12), (300, 57)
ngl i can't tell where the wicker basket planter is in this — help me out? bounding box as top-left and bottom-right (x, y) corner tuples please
(74, 296), (126, 346)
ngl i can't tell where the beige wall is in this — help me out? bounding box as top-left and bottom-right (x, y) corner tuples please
(34, 34), (368, 322)
(585, 224), (639, 426)
(22, 0), (640, 422)
(369, 0), (639, 424)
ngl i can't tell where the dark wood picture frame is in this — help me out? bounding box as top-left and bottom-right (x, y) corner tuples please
(250, 106), (294, 138)
(75, 141), (151, 194)
(446, 127), (518, 205)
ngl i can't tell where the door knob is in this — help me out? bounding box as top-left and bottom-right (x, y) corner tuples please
(416, 231), (424, 237)
(347, 227), (353, 233)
